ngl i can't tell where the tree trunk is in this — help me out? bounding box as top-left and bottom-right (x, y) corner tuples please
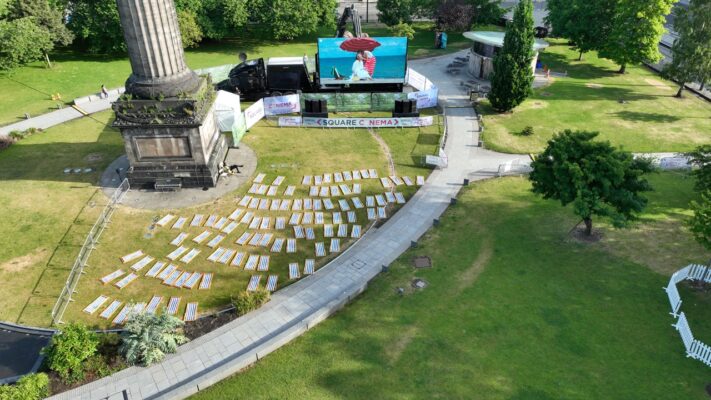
(700, 81), (706, 91)
(578, 50), (584, 61)
(676, 83), (684, 98)
(583, 218), (593, 236)
(44, 52), (52, 69)
(618, 64), (626, 74)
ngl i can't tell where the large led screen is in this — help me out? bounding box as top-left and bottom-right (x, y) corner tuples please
(318, 37), (408, 85)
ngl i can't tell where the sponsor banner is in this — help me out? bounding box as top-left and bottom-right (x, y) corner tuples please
(659, 157), (690, 170)
(407, 87), (438, 109)
(302, 116), (434, 128)
(278, 116), (303, 127)
(264, 94), (301, 115)
(244, 99), (265, 129)
(406, 68), (430, 91)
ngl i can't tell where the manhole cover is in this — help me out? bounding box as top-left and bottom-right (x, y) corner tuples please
(85, 153), (103, 163)
(411, 278), (428, 289)
(413, 256), (432, 269)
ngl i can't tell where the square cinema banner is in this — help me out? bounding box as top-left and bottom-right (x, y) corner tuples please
(318, 37), (408, 85)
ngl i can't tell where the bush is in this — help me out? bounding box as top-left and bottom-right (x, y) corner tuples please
(119, 312), (188, 366)
(42, 324), (98, 383)
(8, 131), (24, 140)
(388, 22), (416, 40)
(0, 373), (49, 400)
(0, 136), (13, 150)
(519, 126), (534, 136)
(232, 289), (270, 316)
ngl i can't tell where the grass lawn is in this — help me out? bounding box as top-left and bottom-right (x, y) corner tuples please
(10, 114), (436, 328)
(0, 23), (467, 126)
(480, 39), (711, 154)
(191, 172), (711, 400)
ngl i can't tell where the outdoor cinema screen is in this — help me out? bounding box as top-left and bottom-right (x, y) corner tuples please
(317, 37), (408, 85)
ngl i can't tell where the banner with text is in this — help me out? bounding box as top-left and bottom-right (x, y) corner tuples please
(407, 87), (439, 109)
(244, 99), (265, 129)
(300, 116), (434, 128)
(278, 116), (303, 127)
(264, 94), (301, 115)
(406, 68), (433, 91)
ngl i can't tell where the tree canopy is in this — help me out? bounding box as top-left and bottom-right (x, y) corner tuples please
(488, 0), (534, 112)
(529, 130), (653, 236)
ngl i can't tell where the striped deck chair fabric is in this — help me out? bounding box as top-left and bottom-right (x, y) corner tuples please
(166, 297), (181, 315)
(338, 224), (348, 237)
(395, 192), (406, 204)
(100, 269), (124, 284)
(112, 305), (132, 325)
(258, 255), (270, 271)
(340, 184), (351, 196)
(163, 270), (182, 286)
(330, 186), (340, 197)
(156, 264), (177, 280)
(302, 212), (314, 224)
(330, 239), (341, 253)
(367, 208), (376, 220)
(191, 214), (204, 226)
(366, 196), (375, 207)
(315, 212), (325, 224)
(352, 198), (364, 209)
(184, 272), (202, 288)
(207, 247), (225, 262)
(259, 233), (273, 247)
(378, 207), (387, 219)
(385, 191), (396, 203)
(222, 221), (239, 234)
(231, 252), (246, 267)
(319, 186), (329, 197)
(353, 170), (362, 179)
(360, 169), (370, 178)
(275, 217), (287, 230)
(309, 186), (319, 196)
(245, 255), (259, 270)
(294, 225), (305, 239)
(83, 295), (109, 314)
(270, 199), (281, 211)
(289, 213), (302, 225)
(172, 217), (187, 230)
(347, 211), (357, 223)
(260, 217), (271, 230)
(271, 238), (285, 252)
(332, 212), (343, 224)
(416, 175), (425, 185)
(130, 256), (154, 272)
(334, 172), (343, 182)
(284, 185), (296, 196)
(313, 199), (323, 211)
(228, 208), (243, 220)
(207, 234), (225, 248)
(115, 273), (138, 289)
(100, 300), (122, 319)
(314, 175), (323, 185)
(351, 225), (362, 238)
(324, 224), (334, 237)
(240, 211), (254, 224)
(403, 176), (414, 186)
(238, 195), (251, 207)
(167, 246), (188, 260)
(289, 263), (300, 280)
(304, 259), (315, 275)
(248, 233), (263, 246)
(390, 176), (404, 186)
(171, 232), (188, 246)
(249, 216), (262, 230)
(343, 171), (353, 181)
(174, 271), (191, 287)
(267, 186), (278, 196)
(302, 175), (312, 185)
(205, 215), (217, 227)
(145, 261), (166, 278)
(324, 199), (335, 210)
(257, 185), (269, 195)
(305, 227), (316, 240)
(293, 199), (303, 210)
(375, 195), (386, 206)
(199, 273), (213, 289)
(146, 296), (163, 314)
(369, 169), (378, 178)
(247, 275), (261, 291)
(266, 275), (278, 292)
(120, 250), (143, 263)
(273, 176), (285, 186)
(304, 198), (313, 210)
(353, 183), (361, 194)
(338, 199), (350, 211)
(193, 230), (211, 244)
(214, 217), (228, 230)
(236, 232), (252, 246)
(280, 199), (291, 211)
(184, 303), (198, 322)
(380, 177), (391, 188)
(218, 249), (236, 264)
(258, 198), (270, 210)
(156, 214), (174, 227)
(253, 172), (266, 183)
(287, 239), (297, 253)
(323, 173), (332, 183)
(248, 197), (259, 209)
(315, 242), (326, 257)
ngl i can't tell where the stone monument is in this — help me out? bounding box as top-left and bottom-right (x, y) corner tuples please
(112, 0), (228, 189)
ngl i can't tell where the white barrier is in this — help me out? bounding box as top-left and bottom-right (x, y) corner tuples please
(666, 264), (711, 368)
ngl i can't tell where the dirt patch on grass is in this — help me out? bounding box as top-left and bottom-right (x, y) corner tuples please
(0, 248), (48, 272)
(385, 325), (418, 364)
(585, 83), (604, 89)
(644, 79), (671, 90)
(85, 153), (104, 163)
(455, 237), (493, 293)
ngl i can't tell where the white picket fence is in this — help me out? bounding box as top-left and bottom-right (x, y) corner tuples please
(666, 264), (711, 367)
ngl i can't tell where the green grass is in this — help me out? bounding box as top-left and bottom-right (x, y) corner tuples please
(0, 23), (467, 126)
(0, 111), (124, 325)
(192, 172), (711, 400)
(480, 39), (711, 154)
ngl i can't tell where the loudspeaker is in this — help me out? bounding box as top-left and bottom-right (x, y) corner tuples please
(392, 99), (419, 118)
(304, 99), (328, 114)
(394, 100), (405, 114)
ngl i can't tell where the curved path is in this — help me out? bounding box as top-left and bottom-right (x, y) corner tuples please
(46, 51), (521, 400)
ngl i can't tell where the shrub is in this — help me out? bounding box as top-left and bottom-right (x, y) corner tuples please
(0, 136), (13, 150)
(520, 126), (534, 136)
(388, 22), (416, 40)
(0, 373), (49, 400)
(42, 324), (98, 383)
(119, 312), (188, 366)
(232, 289), (271, 316)
(8, 131), (24, 140)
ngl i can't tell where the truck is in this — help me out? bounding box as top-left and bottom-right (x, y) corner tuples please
(215, 6), (405, 100)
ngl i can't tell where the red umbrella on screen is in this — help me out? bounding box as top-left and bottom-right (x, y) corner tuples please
(339, 37), (381, 52)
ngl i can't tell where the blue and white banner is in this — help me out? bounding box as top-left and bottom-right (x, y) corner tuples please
(264, 94), (301, 115)
(299, 116), (434, 128)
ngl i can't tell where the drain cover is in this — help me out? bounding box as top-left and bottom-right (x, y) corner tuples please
(413, 256), (432, 269)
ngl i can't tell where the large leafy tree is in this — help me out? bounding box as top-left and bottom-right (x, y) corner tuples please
(119, 312), (188, 366)
(689, 191), (711, 251)
(251, 0), (336, 40)
(600, 0), (677, 73)
(686, 145), (711, 193)
(529, 130), (653, 236)
(67, 0), (125, 54)
(488, 0), (534, 112)
(0, 16), (52, 70)
(377, 0), (415, 26)
(662, 0), (711, 97)
(42, 323), (99, 383)
(9, 0), (73, 47)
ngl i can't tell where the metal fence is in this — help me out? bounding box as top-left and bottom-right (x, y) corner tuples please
(50, 179), (130, 326)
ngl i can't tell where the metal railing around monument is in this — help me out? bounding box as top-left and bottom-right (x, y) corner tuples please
(50, 179), (130, 326)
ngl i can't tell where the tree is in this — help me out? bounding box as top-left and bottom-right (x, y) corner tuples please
(544, 0), (572, 37)
(67, 0), (125, 54)
(377, 0), (414, 26)
(469, 0), (505, 26)
(42, 323), (99, 383)
(689, 191), (711, 250)
(177, 9), (202, 48)
(529, 130), (653, 236)
(662, 0), (711, 97)
(0, 373), (49, 400)
(9, 0), (73, 47)
(488, 0), (534, 112)
(0, 17), (52, 70)
(119, 312), (188, 366)
(686, 145), (711, 193)
(599, 0), (677, 73)
(389, 22), (416, 40)
(250, 0), (336, 40)
(435, 0), (474, 31)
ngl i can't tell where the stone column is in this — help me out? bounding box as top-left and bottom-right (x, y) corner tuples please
(116, 0), (201, 98)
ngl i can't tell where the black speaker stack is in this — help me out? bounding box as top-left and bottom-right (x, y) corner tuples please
(302, 99), (328, 118)
(392, 99), (419, 118)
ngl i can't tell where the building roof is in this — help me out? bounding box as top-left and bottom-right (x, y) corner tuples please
(463, 31), (549, 51)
